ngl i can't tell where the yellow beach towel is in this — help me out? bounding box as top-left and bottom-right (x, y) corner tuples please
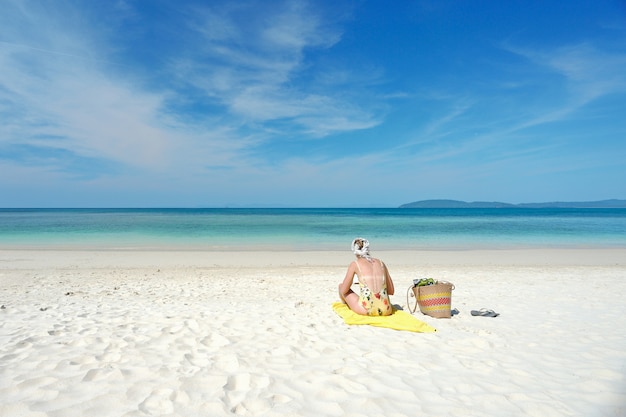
(332, 302), (436, 333)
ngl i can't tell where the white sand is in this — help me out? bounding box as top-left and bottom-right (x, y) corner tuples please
(1, 249), (625, 417)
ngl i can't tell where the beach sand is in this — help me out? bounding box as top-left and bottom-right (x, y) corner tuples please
(1, 248), (625, 417)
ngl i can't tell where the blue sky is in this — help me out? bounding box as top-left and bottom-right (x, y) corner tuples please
(1, 0), (625, 207)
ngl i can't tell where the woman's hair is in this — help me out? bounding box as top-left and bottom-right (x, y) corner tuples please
(351, 237), (372, 260)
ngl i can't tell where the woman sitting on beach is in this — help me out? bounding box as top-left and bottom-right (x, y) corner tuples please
(338, 238), (395, 316)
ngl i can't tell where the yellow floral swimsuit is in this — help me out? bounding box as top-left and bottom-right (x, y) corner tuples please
(356, 259), (392, 316)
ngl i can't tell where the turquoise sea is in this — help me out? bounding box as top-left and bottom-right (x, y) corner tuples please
(1, 208), (625, 250)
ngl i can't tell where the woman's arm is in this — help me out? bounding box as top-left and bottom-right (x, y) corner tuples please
(338, 261), (357, 297)
(383, 262), (395, 295)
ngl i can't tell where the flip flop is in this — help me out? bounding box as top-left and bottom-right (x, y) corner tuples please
(471, 308), (499, 317)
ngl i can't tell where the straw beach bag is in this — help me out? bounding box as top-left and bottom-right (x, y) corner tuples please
(407, 279), (455, 319)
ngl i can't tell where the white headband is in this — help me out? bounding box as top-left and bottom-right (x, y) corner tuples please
(351, 237), (372, 261)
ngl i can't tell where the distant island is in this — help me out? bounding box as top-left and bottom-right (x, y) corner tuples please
(399, 199), (626, 208)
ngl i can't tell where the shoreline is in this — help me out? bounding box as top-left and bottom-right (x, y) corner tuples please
(2, 240), (626, 252)
(1, 247), (625, 269)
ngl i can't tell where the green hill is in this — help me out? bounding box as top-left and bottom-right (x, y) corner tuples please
(399, 199), (626, 208)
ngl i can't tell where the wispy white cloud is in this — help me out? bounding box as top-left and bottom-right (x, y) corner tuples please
(503, 42), (626, 120)
(389, 41), (626, 176)
(1, 0), (381, 184)
(0, 46), (173, 172)
(168, 0), (377, 136)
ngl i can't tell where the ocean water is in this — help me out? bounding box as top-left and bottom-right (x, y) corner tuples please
(0, 208), (625, 250)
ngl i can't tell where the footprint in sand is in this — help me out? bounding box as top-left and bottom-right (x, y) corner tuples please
(139, 388), (176, 415)
(222, 373), (274, 416)
(82, 366), (123, 382)
(201, 333), (231, 349)
(225, 373), (251, 391)
(213, 353), (239, 372)
(184, 352), (210, 367)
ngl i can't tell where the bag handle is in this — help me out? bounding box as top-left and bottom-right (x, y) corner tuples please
(406, 285), (419, 314)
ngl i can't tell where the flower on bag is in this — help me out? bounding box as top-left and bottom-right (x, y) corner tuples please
(375, 293), (381, 299)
